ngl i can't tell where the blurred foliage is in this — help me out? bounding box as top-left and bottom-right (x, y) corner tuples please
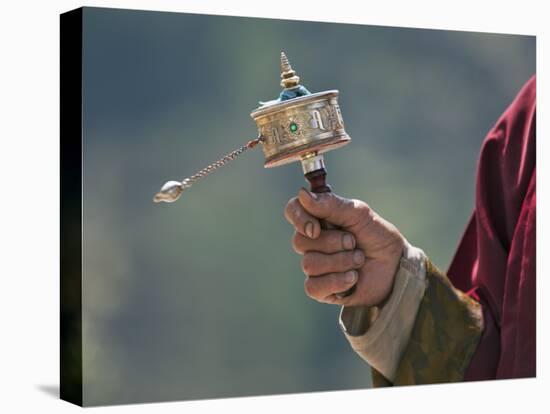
(80, 7), (535, 405)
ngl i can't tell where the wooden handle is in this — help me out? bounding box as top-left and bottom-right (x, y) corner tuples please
(304, 168), (356, 299)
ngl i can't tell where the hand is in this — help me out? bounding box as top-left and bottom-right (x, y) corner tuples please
(284, 188), (405, 307)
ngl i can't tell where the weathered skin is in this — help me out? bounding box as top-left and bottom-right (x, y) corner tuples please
(284, 188), (405, 307)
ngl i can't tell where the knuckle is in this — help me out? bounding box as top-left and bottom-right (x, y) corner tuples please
(351, 198), (369, 210)
(350, 199), (368, 215)
(284, 198), (298, 222)
(304, 278), (317, 298)
(334, 194), (347, 208)
(329, 194), (346, 215)
(315, 193), (332, 215)
(301, 254), (315, 275)
(349, 199), (374, 228)
(292, 232), (304, 254)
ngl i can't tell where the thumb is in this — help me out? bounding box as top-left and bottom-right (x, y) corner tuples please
(297, 188), (371, 230)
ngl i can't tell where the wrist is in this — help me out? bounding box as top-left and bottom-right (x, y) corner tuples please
(373, 236), (407, 307)
(339, 241), (428, 381)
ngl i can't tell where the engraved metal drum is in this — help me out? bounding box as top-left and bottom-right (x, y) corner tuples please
(153, 52), (353, 204)
(250, 90), (351, 168)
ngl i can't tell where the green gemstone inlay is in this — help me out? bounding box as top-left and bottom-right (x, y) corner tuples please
(289, 122), (298, 133)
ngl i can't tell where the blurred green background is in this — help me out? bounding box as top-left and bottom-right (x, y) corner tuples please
(80, 7), (535, 405)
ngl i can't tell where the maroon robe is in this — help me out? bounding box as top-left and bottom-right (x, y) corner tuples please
(447, 76), (536, 380)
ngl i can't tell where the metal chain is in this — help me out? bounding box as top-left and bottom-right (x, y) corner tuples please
(153, 136), (263, 203)
(180, 136), (263, 189)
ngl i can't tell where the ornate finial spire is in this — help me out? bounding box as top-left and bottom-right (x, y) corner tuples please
(280, 51), (301, 89)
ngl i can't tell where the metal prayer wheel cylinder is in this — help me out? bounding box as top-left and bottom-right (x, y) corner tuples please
(250, 51), (351, 169)
(250, 90), (351, 168)
(153, 52), (353, 203)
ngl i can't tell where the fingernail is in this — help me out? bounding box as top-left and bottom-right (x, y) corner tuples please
(300, 187), (318, 200)
(353, 250), (364, 266)
(344, 270), (357, 284)
(305, 222), (314, 238)
(342, 233), (355, 250)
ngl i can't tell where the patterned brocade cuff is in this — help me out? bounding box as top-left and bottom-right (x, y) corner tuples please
(390, 260), (483, 385)
(338, 242), (428, 382)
